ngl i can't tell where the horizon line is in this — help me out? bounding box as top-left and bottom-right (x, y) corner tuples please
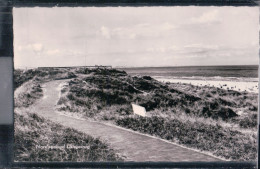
(14, 64), (258, 69)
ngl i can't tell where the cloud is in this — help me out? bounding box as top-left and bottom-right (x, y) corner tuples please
(15, 43), (44, 55)
(100, 26), (111, 39)
(99, 22), (176, 40)
(161, 22), (176, 30)
(184, 44), (219, 52)
(129, 33), (137, 39)
(100, 26), (137, 40)
(191, 10), (221, 24)
(110, 27), (136, 39)
(135, 23), (150, 28)
(32, 43), (44, 53)
(14, 7), (258, 67)
(145, 44), (222, 61)
(146, 45), (179, 53)
(46, 49), (60, 55)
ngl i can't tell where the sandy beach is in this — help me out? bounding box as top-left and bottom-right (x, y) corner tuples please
(154, 77), (259, 93)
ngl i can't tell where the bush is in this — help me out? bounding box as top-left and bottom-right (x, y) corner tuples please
(239, 113), (257, 128)
(15, 81), (43, 108)
(216, 107), (237, 120)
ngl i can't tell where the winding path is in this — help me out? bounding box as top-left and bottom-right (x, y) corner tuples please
(32, 80), (222, 162)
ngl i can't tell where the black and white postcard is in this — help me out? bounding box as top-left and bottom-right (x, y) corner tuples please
(13, 6), (258, 162)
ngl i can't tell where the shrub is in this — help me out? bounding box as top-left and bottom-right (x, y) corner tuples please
(239, 113), (257, 128)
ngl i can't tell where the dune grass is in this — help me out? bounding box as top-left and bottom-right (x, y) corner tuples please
(116, 116), (256, 161)
(14, 110), (123, 162)
(55, 68), (257, 161)
(58, 68), (257, 124)
(14, 68), (77, 89)
(14, 71), (124, 162)
(15, 80), (43, 108)
(169, 83), (258, 129)
(15, 67), (258, 161)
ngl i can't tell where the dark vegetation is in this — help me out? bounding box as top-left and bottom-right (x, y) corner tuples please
(56, 67), (257, 161)
(60, 68), (257, 122)
(14, 68), (77, 89)
(14, 69), (37, 89)
(116, 116), (256, 161)
(15, 112), (123, 161)
(15, 81), (43, 108)
(169, 83), (258, 129)
(15, 67), (258, 161)
(14, 68), (123, 161)
(237, 113), (257, 129)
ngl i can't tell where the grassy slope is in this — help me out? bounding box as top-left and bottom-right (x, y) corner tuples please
(14, 68), (123, 162)
(56, 67), (257, 161)
(14, 80), (43, 108)
(15, 111), (123, 162)
(59, 68), (257, 126)
(14, 68), (77, 90)
(169, 83), (257, 129)
(116, 116), (256, 161)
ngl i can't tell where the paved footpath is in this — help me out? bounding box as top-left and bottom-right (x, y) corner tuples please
(32, 80), (222, 162)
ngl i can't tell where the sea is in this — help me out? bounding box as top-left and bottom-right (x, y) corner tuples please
(119, 65), (259, 93)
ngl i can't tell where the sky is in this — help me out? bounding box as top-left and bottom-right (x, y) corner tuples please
(14, 7), (259, 68)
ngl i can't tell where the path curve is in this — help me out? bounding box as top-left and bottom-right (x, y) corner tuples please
(32, 80), (222, 162)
